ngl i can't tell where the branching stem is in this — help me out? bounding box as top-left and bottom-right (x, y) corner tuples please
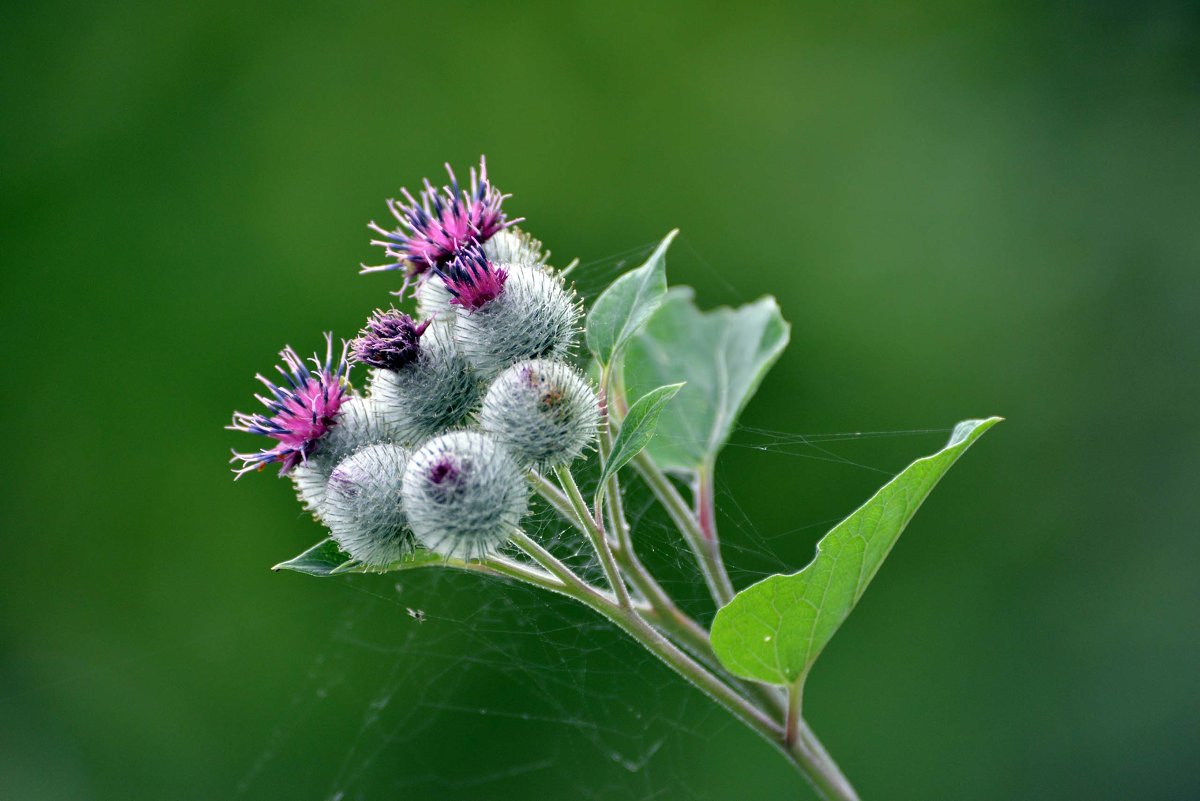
(503, 527), (856, 800)
(554, 465), (633, 609)
(507, 380), (857, 799)
(631, 452), (735, 607)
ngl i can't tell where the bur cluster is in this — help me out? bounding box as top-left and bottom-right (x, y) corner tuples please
(228, 157), (597, 566)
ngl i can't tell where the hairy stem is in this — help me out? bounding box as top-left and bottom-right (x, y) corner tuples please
(520, 434), (849, 796)
(597, 423), (713, 654)
(508, 529), (780, 744)
(506, 528), (610, 604)
(605, 367), (732, 606)
(632, 452), (735, 607)
(480, 555), (567, 592)
(526, 470), (575, 522)
(538, 457), (794, 724)
(554, 465), (633, 609)
(506, 528), (856, 800)
(604, 477), (790, 721)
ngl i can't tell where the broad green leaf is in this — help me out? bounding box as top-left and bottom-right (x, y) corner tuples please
(710, 417), (1002, 687)
(585, 229), (676, 367)
(597, 383), (684, 503)
(273, 538), (443, 576)
(624, 287), (790, 473)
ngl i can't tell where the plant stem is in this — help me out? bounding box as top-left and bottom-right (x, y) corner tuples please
(785, 682), (803, 747)
(522, 405), (855, 797)
(508, 529), (780, 740)
(596, 424), (727, 665)
(506, 528), (857, 800)
(793, 719), (861, 801)
(632, 452), (735, 607)
(526, 470), (575, 523)
(554, 465), (633, 609)
(605, 368), (733, 606)
(537, 448), (793, 724)
(479, 555), (566, 592)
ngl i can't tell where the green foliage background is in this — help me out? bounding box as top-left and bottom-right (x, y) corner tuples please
(2, 2), (1197, 799)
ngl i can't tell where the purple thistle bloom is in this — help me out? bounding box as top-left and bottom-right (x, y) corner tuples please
(228, 333), (351, 478)
(438, 245), (508, 311)
(363, 156), (521, 294)
(350, 309), (430, 371)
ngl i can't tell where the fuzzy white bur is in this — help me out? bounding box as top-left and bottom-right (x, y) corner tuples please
(293, 235), (581, 564)
(482, 228), (549, 268)
(453, 263), (581, 378)
(401, 431), (528, 560)
(322, 443), (413, 566)
(291, 395), (400, 521)
(416, 274), (454, 320)
(367, 346), (483, 447)
(481, 359), (600, 470)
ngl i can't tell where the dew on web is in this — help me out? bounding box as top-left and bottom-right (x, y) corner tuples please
(233, 240), (961, 800)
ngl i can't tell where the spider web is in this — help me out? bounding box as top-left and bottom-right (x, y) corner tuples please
(233, 242), (955, 800)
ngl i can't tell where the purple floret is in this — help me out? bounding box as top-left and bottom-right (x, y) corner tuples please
(363, 156), (520, 296)
(350, 309), (429, 371)
(227, 333), (351, 477)
(438, 245), (508, 311)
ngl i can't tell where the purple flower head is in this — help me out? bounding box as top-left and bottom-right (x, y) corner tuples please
(350, 309), (430, 371)
(438, 245), (508, 311)
(228, 333), (351, 478)
(363, 156), (521, 294)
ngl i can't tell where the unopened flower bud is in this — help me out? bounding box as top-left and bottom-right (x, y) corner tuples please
(480, 360), (600, 470)
(351, 307), (482, 446)
(351, 309), (427, 371)
(323, 443), (412, 566)
(292, 394), (401, 520)
(401, 431), (527, 559)
(368, 343), (482, 446)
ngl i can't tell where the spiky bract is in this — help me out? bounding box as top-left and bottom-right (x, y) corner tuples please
(480, 360), (600, 470)
(323, 444), (413, 566)
(368, 348), (482, 447)
(401, 431), (527, 560)
(290, 394), (403, 520)
(453, 263), (581, 377)
(483, 228), (549, 268)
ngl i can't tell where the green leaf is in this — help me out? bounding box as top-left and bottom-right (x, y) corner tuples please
(272, 538), (349, 575)
(597, 382), (684, 503)
(585, 229), (676, 367)
(709, 417), (1002, 687)
(273, 538), (444, 576)
(624, 287), (790, 473)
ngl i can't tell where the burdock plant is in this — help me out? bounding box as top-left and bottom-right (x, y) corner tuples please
(229, 157), (1000, 800)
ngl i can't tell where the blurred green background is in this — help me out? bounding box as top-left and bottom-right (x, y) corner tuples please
(3, 1), (1198, 799)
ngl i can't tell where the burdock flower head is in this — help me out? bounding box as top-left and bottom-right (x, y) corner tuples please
(480, 359), (600, 470)
(401, 431), (528, 559)
(350, 309), (429, 371)
(363, 156), (519, 293)
(228, 334), (351, 477)
(438, 244), (508, 311)
(451, 261), (582, 378)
